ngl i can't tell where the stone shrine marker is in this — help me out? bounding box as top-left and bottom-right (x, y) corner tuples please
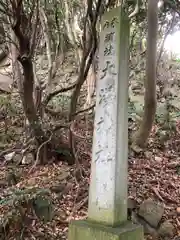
(69, 6), (143, 240)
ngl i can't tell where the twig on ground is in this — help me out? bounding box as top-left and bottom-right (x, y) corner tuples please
(151, 187), (164, 202)
(160, 191), (178, 204)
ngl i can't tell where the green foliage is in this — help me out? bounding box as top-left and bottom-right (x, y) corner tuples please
(0, 187), (53, 238)
(0, 95), (21, 144)
(128, 98), (143, 121)
(51, 94), (71, 110)
(0, 95), (17, 117)
(175, 58), (180, 63)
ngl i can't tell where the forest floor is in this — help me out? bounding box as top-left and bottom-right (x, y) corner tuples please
(1, 117), (180, 239)
(1, 52), (180, 239)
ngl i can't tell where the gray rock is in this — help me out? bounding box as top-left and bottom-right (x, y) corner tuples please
(138, 199), (164, 228)
(22, 153), (34, 165)
(127, 198), (138, 220)
(158, 220), (174, 238)
(132, 212), (158, 238)
(4, 152), (15, 161)
(33, 196), (53, 223)
(128, 198), (138, 210)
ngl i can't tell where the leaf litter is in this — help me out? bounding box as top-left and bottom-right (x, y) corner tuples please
(1, 119), (180, 239)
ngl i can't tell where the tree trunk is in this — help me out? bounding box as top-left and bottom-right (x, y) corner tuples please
(84, 60), (96, 109)
(19, 56), (46, 144)
(39, 7), (53, 93)
(133, 0), (158, 148)
(12, 22), (50, 163)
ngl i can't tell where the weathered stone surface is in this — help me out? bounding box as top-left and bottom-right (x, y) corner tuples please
(138, 199), (164, 228)
(127, 198), (138, 219)
(131, 212), (158, 238)
(158, 220), (174, 238)
(68, 5), (144, 240)
(128, 198), (138, 210)
(69, 220), (144, 240)
(88, 6), (130, 226)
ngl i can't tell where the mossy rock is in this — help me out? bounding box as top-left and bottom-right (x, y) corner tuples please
(33, 196), (54, 223)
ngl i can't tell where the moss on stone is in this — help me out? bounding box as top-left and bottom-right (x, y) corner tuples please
(68, 220), (144, 240)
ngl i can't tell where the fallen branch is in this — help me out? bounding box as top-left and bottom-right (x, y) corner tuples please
(69, 0), (101, 120)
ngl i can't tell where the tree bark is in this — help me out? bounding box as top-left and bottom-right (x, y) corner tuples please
(39, 7), (53, 93)
(11, 6), (50, 163)
(133, 0), (158, 148)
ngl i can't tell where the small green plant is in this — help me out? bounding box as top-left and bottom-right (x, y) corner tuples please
(0, 95), (17, 117)
(0, 187), (53, 239)
(51, 94), (71, 111)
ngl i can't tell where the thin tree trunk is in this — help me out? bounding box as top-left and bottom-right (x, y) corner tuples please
(19, 57), (46, 144)
(12, 11), (50, 163)
(84, 59), (96, 108)
(133, 0), (158, 148)
(39, 7), (53, 93)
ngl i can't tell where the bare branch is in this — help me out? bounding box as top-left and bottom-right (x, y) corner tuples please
(73, 103), (95, 117)
(129, 0), (139, 18)
(69, 0), (102, 120)
(43, 82), (77, 106)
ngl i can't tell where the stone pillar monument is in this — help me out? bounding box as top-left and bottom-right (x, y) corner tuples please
(68, 6), (144, 240)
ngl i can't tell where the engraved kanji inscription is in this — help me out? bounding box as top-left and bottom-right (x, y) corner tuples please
(110, 17), (118, 28)
(104, 44), (115, 56)
(100, 61), (117, 79)
(103, 20), (110, 30)
(104, 32), (115, 43)
(103, 17), (118, 30)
